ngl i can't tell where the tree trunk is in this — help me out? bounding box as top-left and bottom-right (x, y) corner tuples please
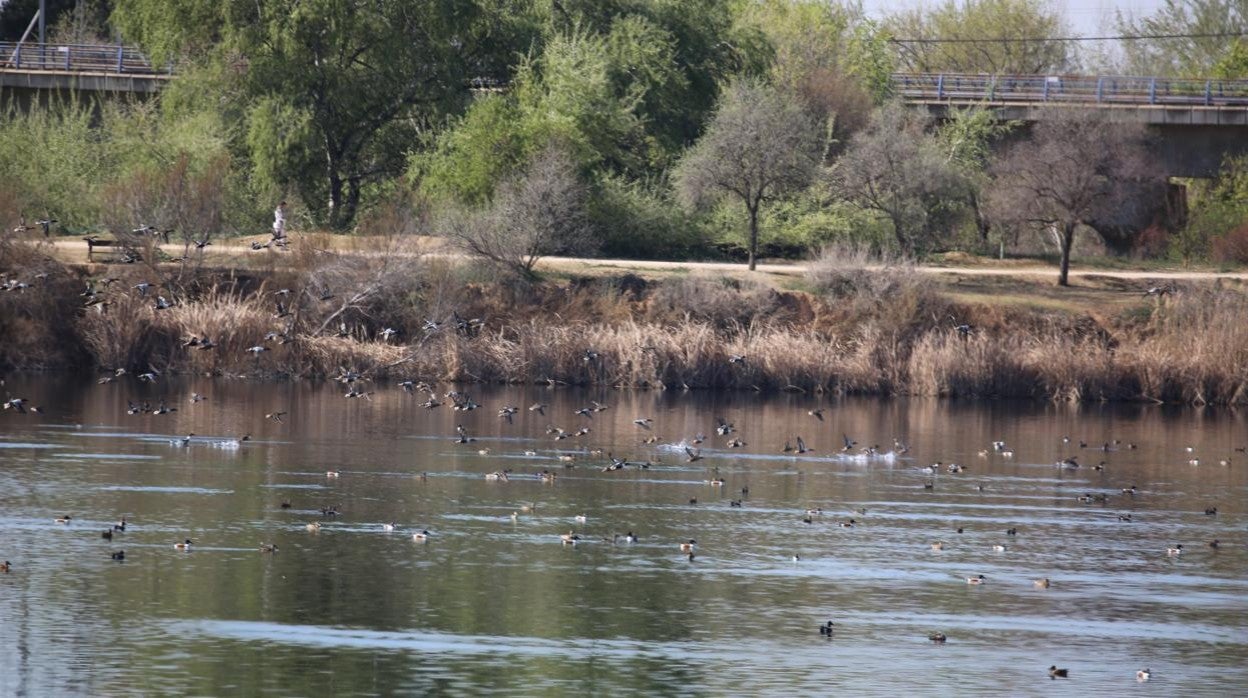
(891, 215), (909, 255)
(1057, 221), (1075, 287)
(747, 202), (759, 272)
(343, 175), (362, 229)
(970, 192), (990, 245)
(327, 169), (345, 230)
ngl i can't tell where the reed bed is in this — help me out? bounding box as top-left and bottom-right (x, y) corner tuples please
(6, 238), (1248, 405)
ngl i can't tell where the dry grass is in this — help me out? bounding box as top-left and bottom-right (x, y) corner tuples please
(8, 237), (1248, 404)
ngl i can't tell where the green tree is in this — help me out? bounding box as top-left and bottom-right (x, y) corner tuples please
(834, 102), (969, 255)
(888, 0), (1072, 75)
(114, 0), (536, 229)
(675, 80), (822, 271)
(1118, 0), (1248, 77)
(539, 0), (771, 150)
(1213, 38), (1248, 77)
(743, 1), (873, 146)
(1178, 155), (1248, 261)
(845, 19), (896, 104)
(936, 107), (1014, 245)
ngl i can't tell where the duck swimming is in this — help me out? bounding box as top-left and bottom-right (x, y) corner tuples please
(55, 515), (72, 524)
(412, 530), (431, 541)
(928, 632), (947, 643)
(559, 531), (580, 545)
(1049, 666), (1069, 679)
(679, 539), (696, 553)
(1034, 578), (1051, 589)
(966, 575), (986, 585)
(174, 539), (193, 551)
(819, 620), (834, 636)
(1136, 668), (1151, 682)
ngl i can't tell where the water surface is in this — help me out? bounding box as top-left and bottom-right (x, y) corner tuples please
(1, 376), (1245, 695)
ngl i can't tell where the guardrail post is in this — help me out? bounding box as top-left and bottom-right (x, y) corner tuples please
(987, 76), (996, 100)
(12, 44), (19, 69)
(64, 46), (71, 70)
(1042, 77), (1050, 101)
(116, 44), (124, 73)
(1096, 77), (1103, 102)
(1204, 80), (1212, 106)
(936, 74), (944, 99)
(1149, 78), (1156, 104)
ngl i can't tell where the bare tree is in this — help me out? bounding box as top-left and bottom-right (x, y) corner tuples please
(834, 102), (968, 255)
(443, 145), (594, 280)
(674, 80), (822, 271)
(985, 109), (1160, 286)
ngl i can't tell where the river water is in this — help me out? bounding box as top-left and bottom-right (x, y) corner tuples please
(0, 376), (1245, 696)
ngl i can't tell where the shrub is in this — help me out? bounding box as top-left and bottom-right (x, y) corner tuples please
(1211, 223), (1248, 264)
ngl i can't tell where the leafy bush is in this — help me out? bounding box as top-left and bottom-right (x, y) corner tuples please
(590, 175), (710, 260)
(0, 98), (251, 235)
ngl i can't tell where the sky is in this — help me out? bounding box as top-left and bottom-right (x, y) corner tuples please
(862, 0), (1172, 37)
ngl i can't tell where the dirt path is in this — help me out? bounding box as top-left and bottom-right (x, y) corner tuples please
(44, 238), (1248, 282)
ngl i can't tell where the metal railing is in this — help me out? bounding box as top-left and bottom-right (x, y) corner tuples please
(893, 73), (1248, 107)
(0, 41), (167, 75)
(4, 46), (1248, 107)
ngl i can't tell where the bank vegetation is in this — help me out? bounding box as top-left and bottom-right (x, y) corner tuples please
(3, 237), (1248, 406)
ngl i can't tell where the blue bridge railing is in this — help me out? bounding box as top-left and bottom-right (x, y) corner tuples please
(4, 45), (1247, 107)
(893, 73), (1248, 107)
(1, 41), (166, 75)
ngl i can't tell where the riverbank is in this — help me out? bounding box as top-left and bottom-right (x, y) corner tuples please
(3, 236), (1248, 404)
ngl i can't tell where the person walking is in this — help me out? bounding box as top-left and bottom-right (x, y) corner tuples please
(272, 201), (288, 242)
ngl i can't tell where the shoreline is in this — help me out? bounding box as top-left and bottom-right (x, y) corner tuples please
(4, 238), (1248, 406)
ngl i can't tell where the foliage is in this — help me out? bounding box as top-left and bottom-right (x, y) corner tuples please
(1117, 0), (1248, 77)
(1213, 38), (1248, 77)
(1177, 155), (1248, 261)
(0, 98), (241, 235)
(833, 102), (969, 255)
(49, 0), (113, 44)
(111, 0), (223, 63)
(845, 19), (896, 104)
(1, 0), (108, 41)
(590, 175), (709, 260)
(760, 187), (891, 253)
(936, 107), (1016, 246)
(115, 0), (537, 229)
(413, 96), (531, 206)
(741, 1), (873, 150)
(674, 80), (822, 270)
(888, 0), (1072, 75)
(440, 145), (595, 280)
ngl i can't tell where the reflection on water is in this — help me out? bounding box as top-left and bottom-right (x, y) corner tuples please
(1, 375), (1246, 695)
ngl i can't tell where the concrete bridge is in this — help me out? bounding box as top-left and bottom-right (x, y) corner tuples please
(0, 41), (168, 105)
(895, 73), (1248, 178)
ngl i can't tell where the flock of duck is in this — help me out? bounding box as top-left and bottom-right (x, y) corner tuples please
(2, 367), (1237, 687)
